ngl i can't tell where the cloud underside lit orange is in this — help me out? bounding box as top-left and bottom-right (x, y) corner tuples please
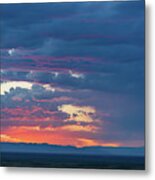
(1, 104), (117, 147)
(1, 103), (144, 148)
(0, 83), (144, 148)
(1, 126), (120, 148)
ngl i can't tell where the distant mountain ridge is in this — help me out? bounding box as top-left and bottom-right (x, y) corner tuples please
(0, 142), (144, 157)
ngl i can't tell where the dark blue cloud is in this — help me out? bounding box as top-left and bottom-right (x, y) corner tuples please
(0, 1), (144, 48)
(0, 1), (145, 146)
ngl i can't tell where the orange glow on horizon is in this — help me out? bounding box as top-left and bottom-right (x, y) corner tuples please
(1, 126), (121, 148)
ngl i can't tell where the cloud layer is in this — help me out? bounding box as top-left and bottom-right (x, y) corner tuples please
(0, 1), (144, 147)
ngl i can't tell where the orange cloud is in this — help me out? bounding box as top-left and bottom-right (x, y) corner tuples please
(1, 102), (106, 147)
(61, 124), (98, 133)
(3, 121), (144, 147)
(1, 126), (89, 147)
(0, 134), (23, 143)
(1, 123), (121, 148)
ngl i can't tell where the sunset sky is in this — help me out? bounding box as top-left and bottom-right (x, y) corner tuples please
(0, 1), (144, 148)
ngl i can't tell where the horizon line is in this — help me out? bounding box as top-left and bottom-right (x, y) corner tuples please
(0, 141), (145, 149)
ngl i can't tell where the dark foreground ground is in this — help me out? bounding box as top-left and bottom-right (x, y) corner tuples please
(0, 152), (144, 170)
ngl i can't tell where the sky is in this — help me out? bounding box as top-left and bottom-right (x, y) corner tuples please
(0, 1), (145, 148)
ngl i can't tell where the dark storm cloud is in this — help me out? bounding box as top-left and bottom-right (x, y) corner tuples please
(1, 58), (144, 96)
(0, 1), (144, 48)
(0, 1), (145, 146)
(0, 1), (144, 95)
(1, 83), (89, 109)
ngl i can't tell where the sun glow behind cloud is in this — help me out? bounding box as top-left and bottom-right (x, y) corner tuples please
(0, 81), (58, 95)
(1, 129), (120, 148)
(58, 104), (96, 123)
(1, 81), (33, 95)
(0, 134), (22, 143)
